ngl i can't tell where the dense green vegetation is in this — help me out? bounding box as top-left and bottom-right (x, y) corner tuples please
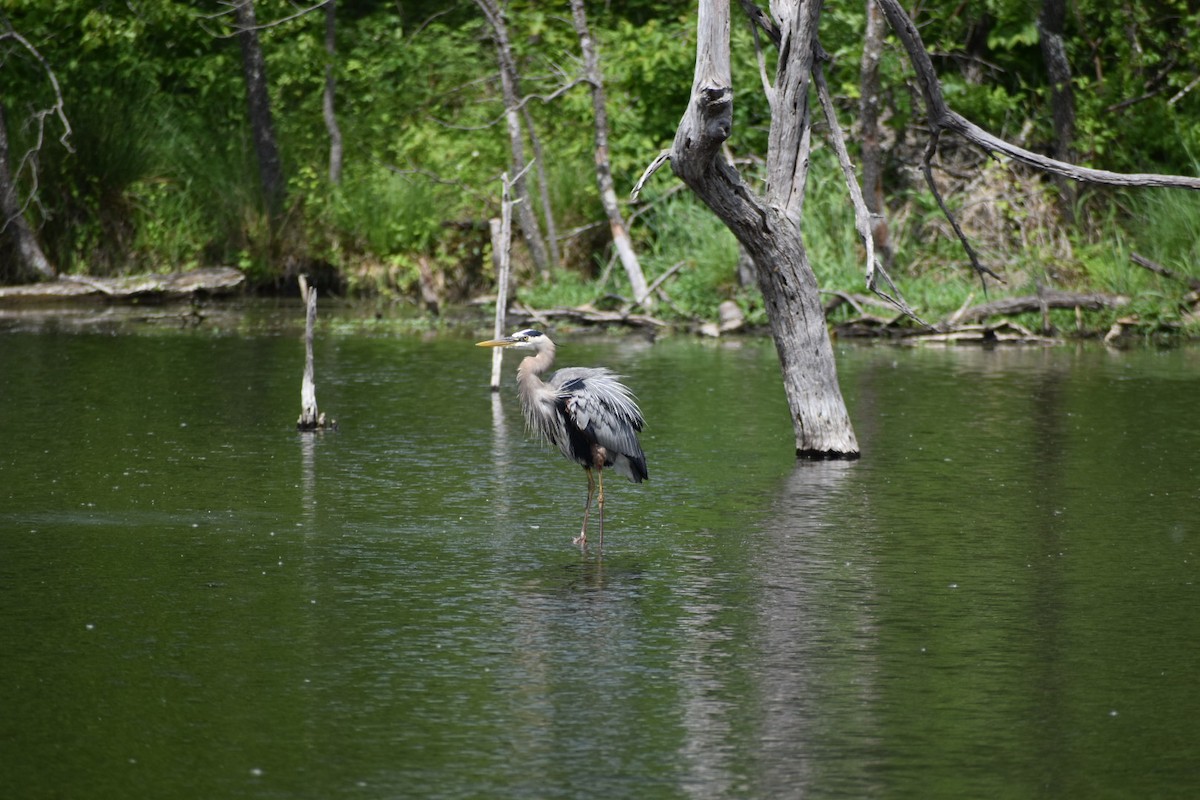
(4, 0), (1200, 334)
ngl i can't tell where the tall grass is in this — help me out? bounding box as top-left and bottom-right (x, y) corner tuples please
(636, 189), (740, 318)
(1075, 186), (1200, 331)
(332, 169), (442, 257)
(36, 88), (159, 274)
(129, 102), (263, 273)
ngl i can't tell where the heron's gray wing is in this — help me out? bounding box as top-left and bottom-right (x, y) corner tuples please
(552, 368), (646, 474)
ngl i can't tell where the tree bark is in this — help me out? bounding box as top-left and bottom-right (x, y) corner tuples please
(235, 0), (286, 221)
(670, 0), (858, 457)
(323, 0), (343, 185)
(1038, 0), (1075, 166)
(1037, 0), (1076, 216)
(570, 0), (651, 307)
(0, 103), (56, 282)
(520, 104), (561, 270)
(474, 0), (551, 279)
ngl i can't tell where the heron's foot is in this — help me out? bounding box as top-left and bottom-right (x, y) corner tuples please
(572, 532), (588, 548)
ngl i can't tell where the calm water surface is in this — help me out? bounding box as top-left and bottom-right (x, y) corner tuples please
(1, 315), (1198, 799)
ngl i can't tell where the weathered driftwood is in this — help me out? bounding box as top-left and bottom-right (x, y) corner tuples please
(833, 315), (1061, 345)
(901, 321), (1060, 346)
(297, 275), (335, 431)
(1101, 315), (1187, 346)
(0, 267), (244, 302)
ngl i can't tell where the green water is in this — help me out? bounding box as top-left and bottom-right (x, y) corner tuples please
(1, 320), (1198, 799)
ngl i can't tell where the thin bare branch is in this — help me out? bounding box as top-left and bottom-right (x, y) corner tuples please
(921, 131), (1004, 291)
(631, 150), (671, 201)
(0, 29), (73, 153)
(811, 52), (927, 325)
(642, 260), (687, 299)
(1131, 252), (1200, 290)
(1167, 73), (1200, 107)
(737, 0), (781, 47)
(209, 0), (331, 38)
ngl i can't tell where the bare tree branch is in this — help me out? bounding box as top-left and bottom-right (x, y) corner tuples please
(207, 0), (332, 37)
(875, 0), (1200, 192)
(0, 29), (73, 154)
(0, 25), (72, 279)
(811, 49), (926, 324)
(1131, 252), (1200, 291)
(920, 130), (1005, 289)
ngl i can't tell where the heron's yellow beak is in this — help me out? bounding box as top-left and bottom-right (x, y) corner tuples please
(476, 337), (516, 348)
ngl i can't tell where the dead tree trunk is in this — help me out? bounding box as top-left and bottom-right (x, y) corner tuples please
(235, 0), (286, 222)
(323, 0), (343, 185)
(474, 0), (551, 279)
(657, 0), (858, 457)
(0, 103), (55, 282)
(569, 0), (651, 307)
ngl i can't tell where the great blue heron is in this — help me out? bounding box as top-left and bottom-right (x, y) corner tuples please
(477, 329), (648, 549)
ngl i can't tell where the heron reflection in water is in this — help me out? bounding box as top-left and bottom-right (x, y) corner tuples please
(477, 329), (648, 549)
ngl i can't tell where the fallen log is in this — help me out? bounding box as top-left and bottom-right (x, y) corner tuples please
(0, 267), (245, 303)
(508, 302), (667, 331)
(947, 290), (1129, 325)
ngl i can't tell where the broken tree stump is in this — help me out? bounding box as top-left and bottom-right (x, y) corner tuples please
(297, 275), (336, 431)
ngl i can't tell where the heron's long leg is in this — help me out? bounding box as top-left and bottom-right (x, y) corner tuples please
(597, 466), (606, 550)
(574, 468), (595, 547)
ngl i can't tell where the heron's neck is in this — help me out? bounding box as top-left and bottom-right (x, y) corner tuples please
(516, 343), (556, 387)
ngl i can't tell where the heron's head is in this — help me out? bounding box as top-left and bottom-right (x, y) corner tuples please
(475, 329), (552, 351)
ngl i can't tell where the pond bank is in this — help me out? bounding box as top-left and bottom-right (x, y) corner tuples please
(1, 265), (1195, 346)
